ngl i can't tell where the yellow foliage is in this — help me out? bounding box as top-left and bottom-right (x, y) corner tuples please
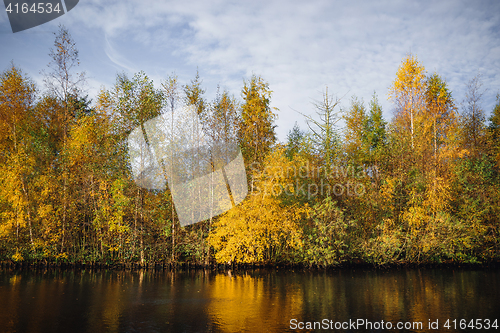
(55, 252), (69, 261)
(380, 176), (398, 211)
(389, 54), (426, 114)
(11, 251), (24, 262)
(424, 177), (451, 214)
(208, 193), (306, 263)
(208, 147), (309, 263)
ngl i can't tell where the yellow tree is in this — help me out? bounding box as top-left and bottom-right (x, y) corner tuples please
(239, 75), (277, 169)
(0, 65), (37, 258)
(183, 70), (206, 116)
(42, 25), (87, 254)
(65, 92), (128, 260)
(390, 67), (464, 262)
(208, 147), (308, 263)
(424, 73), (458, 171)
(389, 54), (427, 150)
(423, 74), (458, 225)
(385, 55), (427, 226)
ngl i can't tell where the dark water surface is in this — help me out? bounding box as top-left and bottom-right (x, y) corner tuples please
(0, 267), (498, 332)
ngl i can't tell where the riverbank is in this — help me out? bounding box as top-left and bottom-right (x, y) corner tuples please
(2, 259), (500, 272)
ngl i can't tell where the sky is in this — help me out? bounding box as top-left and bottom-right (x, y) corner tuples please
(1, 0), (499, 141)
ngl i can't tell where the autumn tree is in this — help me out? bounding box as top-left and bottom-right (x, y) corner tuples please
(40, 24), (88, 255)
(205, 86), (241, 206)
(422, 73), (460, 190)
(0, 65), (36, 148)
(206, 86), (239, 146)
(184, 70), (207, 117)
(425, 74), (455, 156)
(384, 55), (427, 227)
(0, 65), (37, 258)
(239, 75), (277, 169)
(389, 54), (426, 150)
(64, 89), (127, 260)
(208, 147), (308, 264)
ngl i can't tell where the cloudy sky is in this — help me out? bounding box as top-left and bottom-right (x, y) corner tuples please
(1, 0), (499, 140)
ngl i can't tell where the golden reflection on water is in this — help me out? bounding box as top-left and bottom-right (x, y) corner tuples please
(205, 269), (499, 332)
(207, 270), (304, 332)
(0, 268), (498, 332)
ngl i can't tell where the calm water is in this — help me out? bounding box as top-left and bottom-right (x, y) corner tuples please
(0, 267), (498, 332)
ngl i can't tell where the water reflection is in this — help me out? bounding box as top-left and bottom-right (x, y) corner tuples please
(0, 268), (498, 332)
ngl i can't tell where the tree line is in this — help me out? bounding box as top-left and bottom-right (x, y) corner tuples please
(1, 26), (499, 266)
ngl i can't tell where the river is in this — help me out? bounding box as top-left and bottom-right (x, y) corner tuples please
(0, 267), (498, 332)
